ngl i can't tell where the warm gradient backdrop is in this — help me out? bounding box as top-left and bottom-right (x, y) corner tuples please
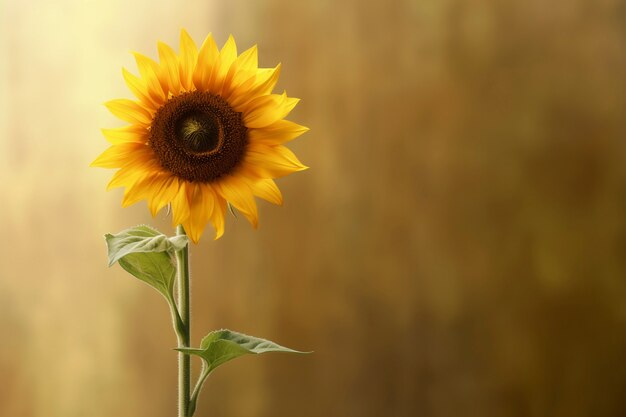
(1, 1), (625, 416)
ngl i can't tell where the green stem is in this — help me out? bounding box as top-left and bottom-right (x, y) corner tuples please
(188, 361), (211, 417)
(175, 225), (191, 417)
(167, 294), (185, 344)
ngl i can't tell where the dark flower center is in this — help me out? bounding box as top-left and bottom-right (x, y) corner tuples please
(149, 91), (248, 182)
(175, 111), (222, 154)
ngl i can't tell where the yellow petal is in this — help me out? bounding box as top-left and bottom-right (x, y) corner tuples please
(170, 180), (190, 227)
(251, 67), (281, 96)
(244, 144), (308, 178)
(122, 68), (157, 110)
(121, 171), (157, 207)
(228, 65), (281, 109)
(248, 120), (309, 145)
(139, 175), (173, 210)
(248, 178), (283, 205)
(105, 99), (153, 125)
(106, 161), (154, 190)
(91, 143), (149, 168)
(183, 183), (215, 244)
(210, 194), (227, 239)
(157, 41), (181, 96)
(222, 45), (257, 96)
(243, 92), (299, 128)
(119, 171), (167, 209)
(148, 176), (180, 216)
(209, 35), (237, 94)
(179, 29), (198, 91)
(134, 52), (166, 104)
(193, 33), (219, 90)
(101, 125), (148, 144)
(223, 71), (255, 104)
(216, 175), (258, 228)
(121, 193), (142, 208)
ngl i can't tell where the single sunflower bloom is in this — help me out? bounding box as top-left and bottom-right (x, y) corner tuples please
(92, 30), (308, 243)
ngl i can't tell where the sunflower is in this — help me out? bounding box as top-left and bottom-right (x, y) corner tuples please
(92, 30), (308, 243)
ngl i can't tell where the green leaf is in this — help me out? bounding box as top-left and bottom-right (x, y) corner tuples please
(104, 225), (188, 299)
(178, 329), (307, 372)
(105, 225), (188, 266)
(178, 329), (309, 416)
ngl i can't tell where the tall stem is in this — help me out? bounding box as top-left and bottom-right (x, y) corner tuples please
(175, 225), (191, 417)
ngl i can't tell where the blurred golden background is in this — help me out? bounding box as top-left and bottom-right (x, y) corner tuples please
(1, 0), (625, 416)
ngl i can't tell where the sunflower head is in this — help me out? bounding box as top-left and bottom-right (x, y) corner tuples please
(92, 30), (308, 243)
